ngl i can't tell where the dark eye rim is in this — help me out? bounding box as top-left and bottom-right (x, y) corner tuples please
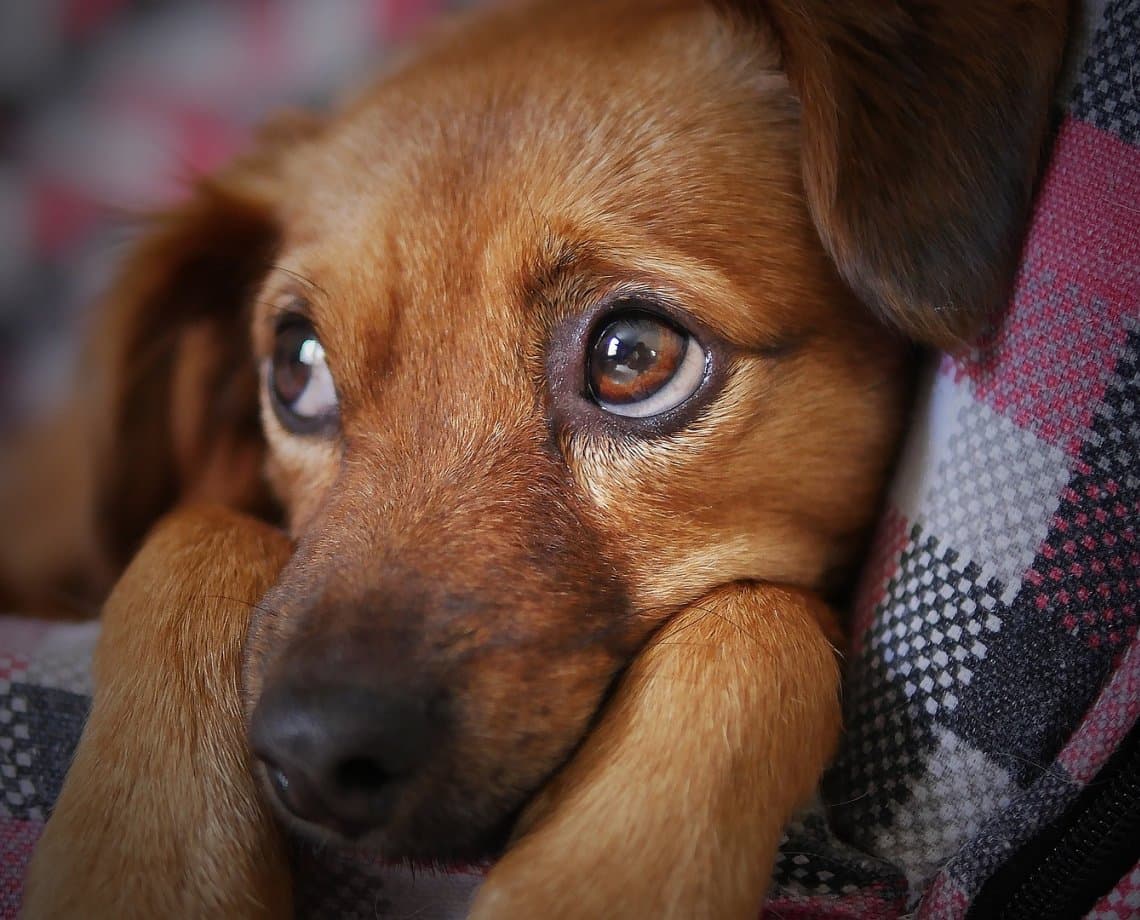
(267, 313), (340, 438)
(545, 291), (726, 440)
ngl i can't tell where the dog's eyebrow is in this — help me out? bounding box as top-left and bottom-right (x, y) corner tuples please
(519, 235), (598, 317)
(518, 232), (809, 358)
(531, 236), (586, 290)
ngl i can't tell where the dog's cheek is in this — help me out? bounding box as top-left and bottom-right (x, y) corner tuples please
(561, 341), (910, 609)
(260, 413), (342, 536)
(438, 580), (639, 812)
(390, 564), (641, 850)
(558, 399), (777, 613)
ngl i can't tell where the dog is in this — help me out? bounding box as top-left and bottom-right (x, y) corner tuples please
(2, 0), (1070, 916)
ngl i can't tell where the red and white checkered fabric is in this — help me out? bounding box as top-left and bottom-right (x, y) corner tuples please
(1087, 862), (1140, 920)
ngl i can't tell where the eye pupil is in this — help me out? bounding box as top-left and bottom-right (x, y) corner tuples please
(605, 337), (656, 373)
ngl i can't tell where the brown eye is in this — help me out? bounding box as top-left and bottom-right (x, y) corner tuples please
(588, 312), (706, 418)
(268, 316), (338, 434)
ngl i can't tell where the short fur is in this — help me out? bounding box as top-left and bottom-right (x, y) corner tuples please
(5, 0), (1068, 916)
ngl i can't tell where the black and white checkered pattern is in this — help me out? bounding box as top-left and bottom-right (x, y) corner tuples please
(1072, 0), (1140, 144)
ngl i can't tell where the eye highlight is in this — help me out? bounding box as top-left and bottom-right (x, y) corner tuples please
(268, 315), (338, 434)
(587, 311), (707, 419)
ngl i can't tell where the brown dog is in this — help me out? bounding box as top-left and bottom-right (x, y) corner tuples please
(5, 0), (1069, 916)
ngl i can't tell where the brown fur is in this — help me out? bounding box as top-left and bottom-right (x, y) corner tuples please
(473, 584), (843, 918)
(760, 0), (1073, 347)
(24, 508), (293, 917)
(8, 0), (1069, 916)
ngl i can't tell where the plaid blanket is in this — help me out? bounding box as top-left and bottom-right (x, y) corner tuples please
(1, 1), (1137, 917)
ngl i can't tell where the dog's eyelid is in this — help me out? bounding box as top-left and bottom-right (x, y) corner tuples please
(260, 292), (337, 360)
(265, 292), (313, 323)
(253, 288), (310, 337)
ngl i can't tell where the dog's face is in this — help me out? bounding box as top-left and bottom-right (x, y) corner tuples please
(241, 1), (908, 857)
(82, 0), (1067, 862)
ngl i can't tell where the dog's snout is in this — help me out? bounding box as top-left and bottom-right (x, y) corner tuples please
(249, 678), (445, 838)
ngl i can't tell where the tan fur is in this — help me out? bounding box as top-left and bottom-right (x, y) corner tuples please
(9, 0), (1070, 916)
(473, 584), (842, 918)
(22, 507), (293, 917)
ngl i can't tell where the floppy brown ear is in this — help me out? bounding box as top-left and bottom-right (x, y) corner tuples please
(0, 112), (320, 614)
(91, 112), (322, 571)
(759, 0), (1071, 348)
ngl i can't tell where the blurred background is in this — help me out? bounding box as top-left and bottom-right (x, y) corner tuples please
(0, 0), (470, 432)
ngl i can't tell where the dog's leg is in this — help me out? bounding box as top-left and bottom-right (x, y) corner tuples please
(22, 506), (292, 919)
(472, 583), (842, 920)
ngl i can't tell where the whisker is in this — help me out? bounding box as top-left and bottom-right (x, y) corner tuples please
(204, 594), (286, 622)
(266, 263), (329, 297)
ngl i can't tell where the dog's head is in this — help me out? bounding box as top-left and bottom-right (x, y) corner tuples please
(88, 0), (1068, 859)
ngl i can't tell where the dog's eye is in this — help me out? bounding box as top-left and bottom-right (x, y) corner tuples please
(269, 316), (338, 433)
(588, 311), (706, 418)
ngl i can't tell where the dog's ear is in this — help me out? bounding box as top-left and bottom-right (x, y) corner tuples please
(755, 0), (1070, 348)
(92, 112), (322, 570)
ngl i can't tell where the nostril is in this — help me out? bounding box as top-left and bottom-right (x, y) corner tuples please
(335, 757), (393, 795)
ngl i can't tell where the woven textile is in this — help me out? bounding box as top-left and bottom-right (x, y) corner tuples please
(821, 1), (1140, 914)
(1, 1), (1137, 917)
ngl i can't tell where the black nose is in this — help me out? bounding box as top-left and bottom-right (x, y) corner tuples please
(249, 678), (444, 838)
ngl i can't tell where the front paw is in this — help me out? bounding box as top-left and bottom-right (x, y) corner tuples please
(23, 506), (294, 918)
(468, 583), (840, 920)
